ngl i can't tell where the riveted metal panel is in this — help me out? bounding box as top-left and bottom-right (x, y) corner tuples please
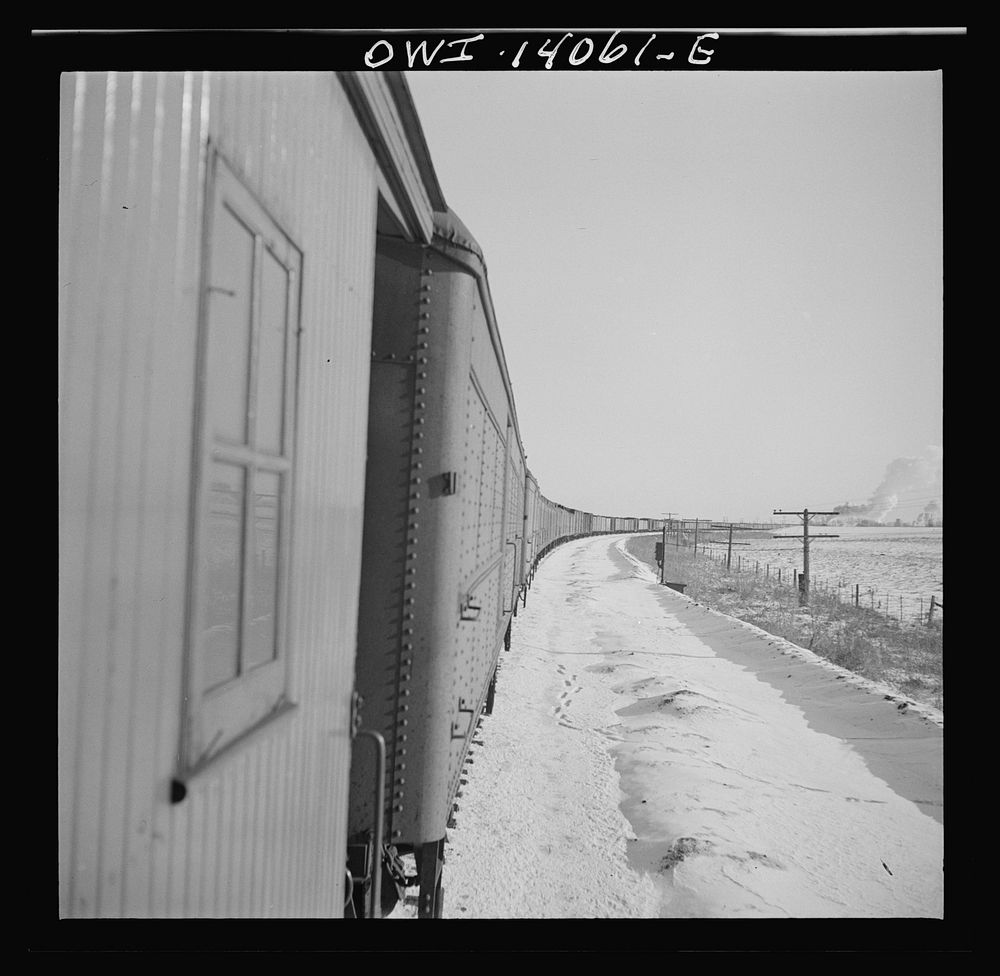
(350, 237), (423, 845)
(523, 472), (539, 574)
(351, 232), (469, 847)
(351, 210), (530, 850)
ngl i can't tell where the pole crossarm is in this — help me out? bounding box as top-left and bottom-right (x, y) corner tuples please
(772, 534), (840, 539)
(773, 510), (840, 516)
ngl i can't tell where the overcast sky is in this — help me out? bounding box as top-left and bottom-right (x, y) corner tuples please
(405, 68), (943, 523)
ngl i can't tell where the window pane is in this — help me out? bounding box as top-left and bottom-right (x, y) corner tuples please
(245, 469), (281, 670)
(202, 462), (245, 691)
(255, 249), (290, 454)
(207, 204), (254, 444)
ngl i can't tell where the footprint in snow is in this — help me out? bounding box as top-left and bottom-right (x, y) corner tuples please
(721, 850), (785, 870)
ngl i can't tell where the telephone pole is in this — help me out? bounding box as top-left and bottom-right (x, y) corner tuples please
(773, 509), (840, 605)
(710, 522), (751, 570)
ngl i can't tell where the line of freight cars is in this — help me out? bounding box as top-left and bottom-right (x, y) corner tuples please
(58, 69), (663, 920)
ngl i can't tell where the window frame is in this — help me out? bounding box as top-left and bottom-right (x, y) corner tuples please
(181, 150), (303, 775)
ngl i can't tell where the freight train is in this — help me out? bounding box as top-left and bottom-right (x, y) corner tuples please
(58, 69), (663, 919)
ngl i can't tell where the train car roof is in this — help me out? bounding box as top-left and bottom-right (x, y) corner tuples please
(430, 206), (527, 465)
(338, 71), (448, 243)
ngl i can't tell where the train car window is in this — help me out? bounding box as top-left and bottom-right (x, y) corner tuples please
(182, 152), (302, 773)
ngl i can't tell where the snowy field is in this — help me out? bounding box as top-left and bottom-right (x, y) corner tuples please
(694, 525), (943, 613)
(391, 534), (944, 924)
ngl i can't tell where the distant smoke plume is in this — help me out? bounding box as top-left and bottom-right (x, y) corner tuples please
(831, 446), (943, 525)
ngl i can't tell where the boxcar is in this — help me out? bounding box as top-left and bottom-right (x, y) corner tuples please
(349, 207), (527, 918)
(59, 69), (446, 918)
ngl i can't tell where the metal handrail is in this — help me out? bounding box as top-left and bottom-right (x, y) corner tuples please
(355, 729), (386, 918)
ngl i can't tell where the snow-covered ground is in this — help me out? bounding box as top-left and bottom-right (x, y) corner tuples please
(395, 534), (944, 920)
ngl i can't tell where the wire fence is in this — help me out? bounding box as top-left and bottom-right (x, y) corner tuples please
(639, 531), (943, 711)
(674, 539), (943, 628)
